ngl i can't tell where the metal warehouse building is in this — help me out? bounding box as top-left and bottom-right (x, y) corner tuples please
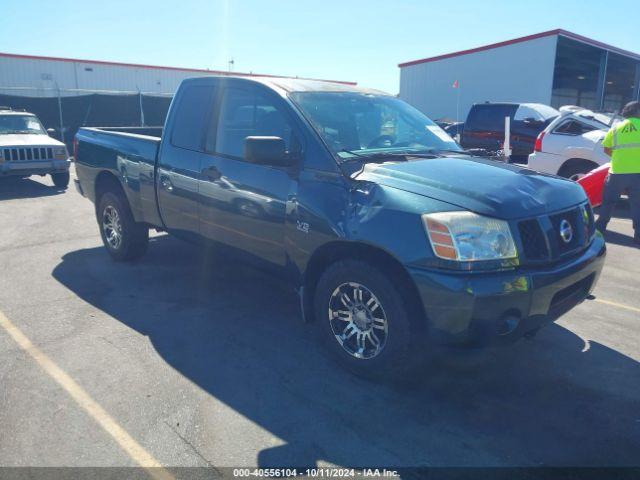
(0, 52), (352, 97)
(399, 29), (640, 121)
(0, 52), (353, 145)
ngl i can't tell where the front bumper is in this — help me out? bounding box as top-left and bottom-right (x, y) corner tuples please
(408, 234), (606, 346)
(0, 159), (70, 177)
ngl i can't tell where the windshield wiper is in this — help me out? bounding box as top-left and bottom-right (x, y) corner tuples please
(427, 147), (487, 158)
(431, 148), (468, 154)
(338, 149), (440, 164)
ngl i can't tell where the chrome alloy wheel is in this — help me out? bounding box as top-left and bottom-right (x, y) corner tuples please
(102, 205), (123, 250)
(328, 282), (388, 359)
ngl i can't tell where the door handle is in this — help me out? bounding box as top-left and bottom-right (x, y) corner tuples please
(160, 176), (173, 192)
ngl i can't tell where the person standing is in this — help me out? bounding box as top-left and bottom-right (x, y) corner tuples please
(595, 101), (640, 245)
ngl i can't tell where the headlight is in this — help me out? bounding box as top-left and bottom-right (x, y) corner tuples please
(423, 211), (517, 262)
(53, 147), (68, 159)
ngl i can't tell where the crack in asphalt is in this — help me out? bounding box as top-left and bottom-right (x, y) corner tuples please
(162, 419), (220, 472)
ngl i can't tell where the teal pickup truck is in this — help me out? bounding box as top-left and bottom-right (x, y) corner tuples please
(74, 76), (605, 378)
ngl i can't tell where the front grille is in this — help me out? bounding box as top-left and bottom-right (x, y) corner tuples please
(518, 219), (549, 260)
(3, 147), (54, 161)
(550, 208), (580, 254)
(517, 204), (591, 263)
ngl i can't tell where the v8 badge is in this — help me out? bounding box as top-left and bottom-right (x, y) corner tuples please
(296, 220), (310, 234)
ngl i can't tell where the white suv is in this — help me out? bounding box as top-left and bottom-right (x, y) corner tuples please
(0, 108), (71, 188)
(527, 107), (620, 180)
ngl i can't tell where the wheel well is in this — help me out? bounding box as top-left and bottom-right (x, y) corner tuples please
(302, 241), (426, 328)
(558, 158), (599, 177)
(94, 171), (124, 204)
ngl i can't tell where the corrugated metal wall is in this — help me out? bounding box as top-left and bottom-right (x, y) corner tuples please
(399, 35), (558, 121)
(0, 55), (224, 97)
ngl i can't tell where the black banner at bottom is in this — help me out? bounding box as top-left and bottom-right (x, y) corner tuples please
(0, 467), (639, 480)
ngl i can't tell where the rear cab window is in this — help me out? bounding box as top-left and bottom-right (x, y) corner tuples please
(170, 85), (214, 151)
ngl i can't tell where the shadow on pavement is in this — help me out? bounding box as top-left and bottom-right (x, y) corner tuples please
(0, 177), (65, 200)
(52, 235), (640, 467)
(602, 230), (638, 248)
(594, 200), (637, 247)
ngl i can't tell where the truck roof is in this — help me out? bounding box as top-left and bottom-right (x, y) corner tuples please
(182, 75), (390, 96)
(259, 77), (388, 95)
(0, 109), (35, 116)
(472, 102), (553, 109)
(472, 102), (523, 108)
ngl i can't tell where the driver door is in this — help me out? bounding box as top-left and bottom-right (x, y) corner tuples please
(197, 84), (298, 268)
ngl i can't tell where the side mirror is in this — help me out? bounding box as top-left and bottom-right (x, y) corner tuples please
(244, 136), (291, 166)
(46, 128), (56, 136)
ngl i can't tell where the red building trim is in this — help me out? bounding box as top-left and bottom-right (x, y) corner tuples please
(0, 51), (357, 86)
(398, 29), (640, 68)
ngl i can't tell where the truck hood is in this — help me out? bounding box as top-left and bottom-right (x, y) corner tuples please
(0, 134), (65, 148)
(356, 156), (587, 220)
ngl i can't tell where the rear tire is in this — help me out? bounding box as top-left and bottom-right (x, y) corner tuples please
(313, 259), (423, 379)
(97, 191), (148, 261)
(51, 171), (70, 189)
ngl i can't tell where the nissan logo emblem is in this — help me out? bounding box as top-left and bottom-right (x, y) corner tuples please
(559, 219), (573, 244)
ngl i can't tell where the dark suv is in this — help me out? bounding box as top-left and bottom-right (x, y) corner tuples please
(461, 102), (559, 163)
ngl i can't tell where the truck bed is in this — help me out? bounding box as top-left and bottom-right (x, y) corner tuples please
(74, 127), (164, 227)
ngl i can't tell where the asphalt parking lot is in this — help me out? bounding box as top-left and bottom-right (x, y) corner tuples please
(0, 171), (639, 472)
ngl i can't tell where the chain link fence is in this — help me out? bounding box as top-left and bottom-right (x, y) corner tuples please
(0, 87), (173, 148)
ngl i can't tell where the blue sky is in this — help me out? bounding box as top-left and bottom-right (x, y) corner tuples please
(1, 0), (636, 93)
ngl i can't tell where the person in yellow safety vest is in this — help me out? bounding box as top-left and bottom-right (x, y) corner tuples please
(595, 100), (640, 245)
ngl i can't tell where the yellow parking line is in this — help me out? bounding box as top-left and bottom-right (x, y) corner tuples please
(594, 298), (640, 314)
(0, 310), (174, 480)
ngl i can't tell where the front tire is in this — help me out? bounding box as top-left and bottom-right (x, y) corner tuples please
(51, 171), (70, 189)
(97, 191), (148, 261)
(313, 260), (423, 379)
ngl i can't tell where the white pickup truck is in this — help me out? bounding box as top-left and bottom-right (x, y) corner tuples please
(0, 108), (71, 188)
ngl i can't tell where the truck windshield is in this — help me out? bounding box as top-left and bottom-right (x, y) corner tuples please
(290, 92), (461, 159)
(0, 115), (47, 135)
